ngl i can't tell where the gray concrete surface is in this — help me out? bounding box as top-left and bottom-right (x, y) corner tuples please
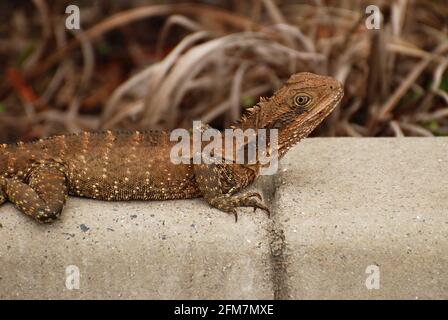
(0, 194), (274, 299)
(0, 138), (447, 299)
(277, 138), (448, 299)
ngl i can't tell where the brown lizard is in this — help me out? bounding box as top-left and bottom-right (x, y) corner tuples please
(0, 72), (343, 223)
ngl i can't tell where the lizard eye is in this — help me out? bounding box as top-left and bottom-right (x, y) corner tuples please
(294, 94), (311, 107)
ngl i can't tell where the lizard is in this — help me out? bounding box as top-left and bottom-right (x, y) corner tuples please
(0, 72), (343, 223)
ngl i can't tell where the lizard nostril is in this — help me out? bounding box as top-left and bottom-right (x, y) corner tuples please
(329, 85), (334, 89)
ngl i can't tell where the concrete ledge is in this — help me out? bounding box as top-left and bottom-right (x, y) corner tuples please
(0, 195), (274, 299)
(277, 138), (448, 299)
(1, 138), (447, 299)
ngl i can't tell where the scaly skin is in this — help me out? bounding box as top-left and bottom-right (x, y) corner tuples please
(0, 72), (343, 223)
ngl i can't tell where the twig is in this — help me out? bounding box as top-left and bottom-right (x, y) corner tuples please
(374, 42), (448, 123)
(389, 120), (404, 137)
(65, 28), (95, 131)
(18, 4), (261, 83)
(156, 15), (205, 59)
(229, 62), (250, 123)
(23, 0), (51, 72)
(400, 122), (433, 137)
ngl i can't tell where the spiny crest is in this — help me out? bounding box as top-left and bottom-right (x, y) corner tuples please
(231, 97), (270, 130)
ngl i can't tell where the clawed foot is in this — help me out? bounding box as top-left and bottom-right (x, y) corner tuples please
(208, 191), (271, 222)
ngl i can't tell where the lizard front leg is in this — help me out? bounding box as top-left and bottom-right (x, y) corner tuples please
(194, 163), (270, 222)
(2, 163), (68, 223)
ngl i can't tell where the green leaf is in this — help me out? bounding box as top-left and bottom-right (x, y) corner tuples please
(423, 120), (448, 136)
(440, 72), (448, 92)
(242, 96), (256, 108)
(96, 42), (111, 56)
(0, 102), (5, 113)
(425, 120), (439, 131)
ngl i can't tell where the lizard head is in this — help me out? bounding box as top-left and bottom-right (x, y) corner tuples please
(260, 72), (343, 157)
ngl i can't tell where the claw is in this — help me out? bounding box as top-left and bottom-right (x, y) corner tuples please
(254, 204), (270, 217)
(207, 191), (270, 222)
(229, 207), (238, 223)
(256, 202), (270, 218)
(236, 192), (270, 218)
(244, 191), (262, 201)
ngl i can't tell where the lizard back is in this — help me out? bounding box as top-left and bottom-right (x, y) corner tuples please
(1, 131), (201, 201)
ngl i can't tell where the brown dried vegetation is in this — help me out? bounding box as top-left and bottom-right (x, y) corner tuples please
(0, 0), (447, 142)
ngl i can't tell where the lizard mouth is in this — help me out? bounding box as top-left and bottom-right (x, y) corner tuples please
(306, 86), (344, 122)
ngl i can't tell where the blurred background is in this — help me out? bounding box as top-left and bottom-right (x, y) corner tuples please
(0, 0), (447, 143)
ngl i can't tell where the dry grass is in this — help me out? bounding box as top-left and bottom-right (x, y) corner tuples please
(0, 0), (447, 142)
